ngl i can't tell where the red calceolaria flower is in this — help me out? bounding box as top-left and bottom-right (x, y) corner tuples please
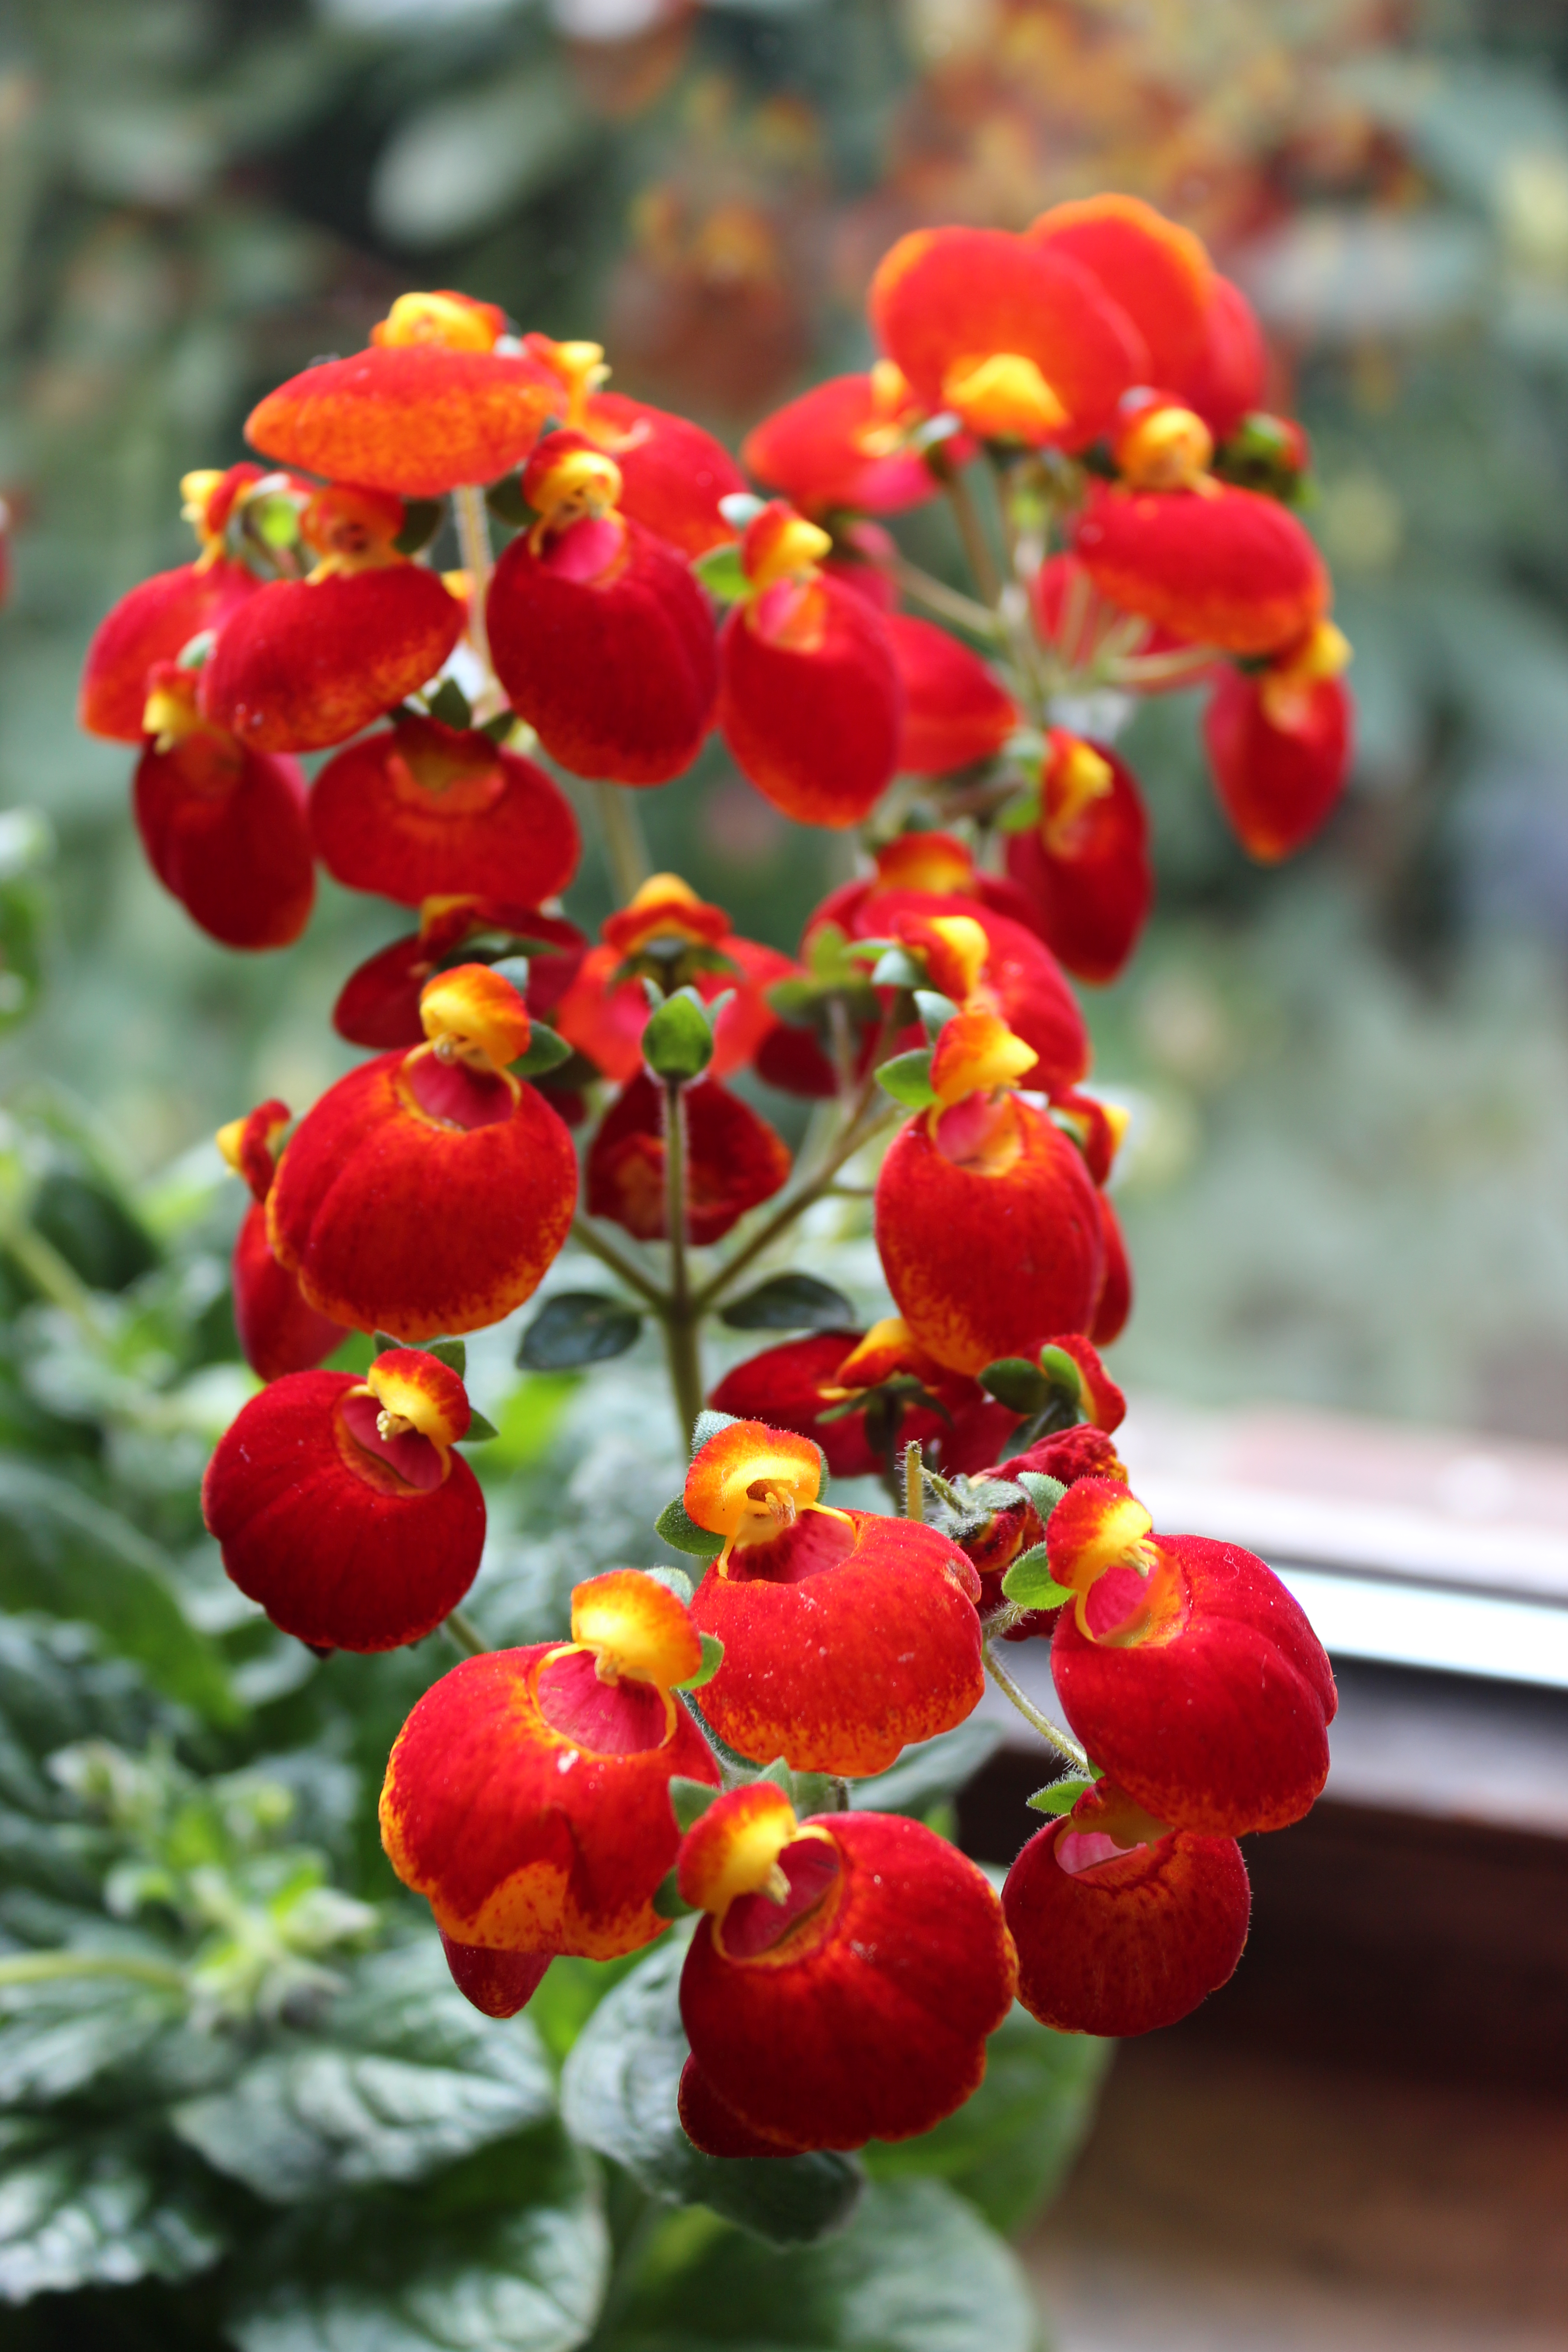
(716, 501), (903, 828)
(1046, 1478), (1338, 1835)
(868, 225), (1144, 451)
(1204, 623), (1354, 861)
(876, 1010), (1106, 1375)
(485, 431), (717, 786)
(310, 713), (580, 908)
(708, 1318), (1020, 1481)
(519, 335), (748, 556)
(79, 466), (266, 741)
(886, 613), (1019, 775)
(245, 291), (556, 500)
(133, 665), (314, 951)
(676, 1781), (1017, 2153)
(1003, 1777), (1251, 2037)
(269, 964), (578, 1340)
(332, 899), (586, 1052)
(554, 873), (792, 1085)
(218, 1099), (346, 1384)
(682, 1419), (984, 1775)
(586, 1070), (791, 1245)
(813, 827), (1043, 942)
(1026, 195), (1214, 397)
(1090, 1191), (1133, 1347)
(1003, 732), (1153, 986)
(199, 484), (466, 755)
(379, 1569), (720, 1966)
(741, 363), (965, 517)
(1071, 471), (1330, 659)
(202, 1346), (485, 1651)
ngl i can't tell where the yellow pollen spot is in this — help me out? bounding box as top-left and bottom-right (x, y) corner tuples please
(929, 1009), (1039, 1107)
(745, 514), (833, 591)
(941, 352), (1068, 440)
(215, 1117), (246, 1176)
(142, 680), (206, 754)
(376, 1409), (414, 1441)
(375, 291), (499, 352)
(1044, 738), (1114, 849)
(926, 912), (990, 1003)
(1117, 404), (1214, 490)
(550, 339), (610, 427)
(1261, 619), (1353, 730)
(527, 447), (622, 547)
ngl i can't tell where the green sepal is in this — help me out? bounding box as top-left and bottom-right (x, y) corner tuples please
(519, 1292), (642, 1370)
(651, 1869), (695, 1920)
(788, 1770), (841, 1817)
(1015, 1470), (1067, 1519)
(393, 496), (445, 557)
(691, 542), (750, 602)
(870, 946), (926, 990)
(1038, 1343), (1089, 1407)
(424, 675), (473, 731)
(642, 987), (714, 1081)
(510, 1022), (574, 1079)
(371, 1333), (466, 1377)
(653, 1497), (724, 1558)
(915, 989), (960, 1040)
(674, 1632), (724, 1691)
(480, 707), (519, 742)
(979, 1356), (1049, 1415)
(459, 1410), (499, 1444)
(877, 1049), (940, 1110)
(719, 1272), (855, 1332)
(489, 955), (530, 997)
(690, 1407), (739, 1455)
(485, 472), (532, 526)
(667, 1775), (721, 1833)
(1000, 1545), (1075, 1611)
(642, 1564), (694, 1605)
(997, 789), (1042, 835)
(1026, 1776), (1095, 1815)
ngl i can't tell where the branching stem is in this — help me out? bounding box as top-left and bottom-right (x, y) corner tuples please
(442, 1606), (488, 1657)
(982, 1635), (1091, 1773)
(571, 1216), (668, 1308)
(0, 1950), (186, 1992)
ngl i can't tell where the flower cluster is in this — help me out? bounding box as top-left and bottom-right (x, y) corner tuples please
(83, 205), (1344, 2158)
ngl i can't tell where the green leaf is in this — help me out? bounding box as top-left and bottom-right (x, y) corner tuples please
(0, 1961), (186, 2104)
(229, 2124), (607, 2352)
(559, 1930), (863, 2247)
(172, 1944), (554, 2204)
(718, 1274), (856, 1333)
(603, 2178), (1033, 2351)
(394, 500), (445, 558)
(423, 1338), (467, 1378)
(489, 956), (532, 996)
(849, 1720), (1005, 1820)
(690, 1408), (738, 1454)
(978, 1357), (1049, 1416)
(30, 1171), (158, 1293)
(0, 1457), (236, 1723)
(674, 1633), (724, 1692)
(667, 1777), (720, 1833)
(653, 1498), (723, 1559)
(424, 675), (473, 731)
(519, 1294), (643, 1371)
(641, 1565), (693, 1606)
(0, 2118), (225, 2300)
(996, 789), (1041, 835)
(1015, 1470), (1066, 1519)
(461, 1411), (500, 1445)
(512, 1023), (575, 1080)
(1000, 1546), (1075, 1611)
(869, 946), (926, 990)
(876, 1049), (940, 1111)
(914, 990), (960, 1040)
(486, 473), (532, 527)
(691, 543), (749, 603)
(651, 1870), (693, 1921)
(863, 2010), (1112, 2237)
(642, 990), (714, 1082)
(1026, 1777), (1094, 1816)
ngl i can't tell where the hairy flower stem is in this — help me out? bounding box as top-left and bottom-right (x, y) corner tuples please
(594, 780), (651, 905)
(982, 1635), (1091, 1774)
(442, 1605), (488, 1657)
(945, 468), (1003, 608)
(689, 1098), (901, 1316)
(451, 483), (495, 677)
(662, 1078), (704, 1443)
(894, 557), (1003, 641)
(904, 1439), (925, 1521)
(572, 1216), (667, 1308)
(0, 1950), (187, 1992)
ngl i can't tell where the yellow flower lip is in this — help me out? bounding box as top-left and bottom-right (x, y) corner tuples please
(941, 351), (1068, 440)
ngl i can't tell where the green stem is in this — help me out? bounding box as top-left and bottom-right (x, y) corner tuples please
(572, 1216), (668, 1309)
(662, 1078), (704, 1444)
(0, 1950), (186, 1992)
(982, 1636), (1090, 1773)
(690, 1099), (901, 1316)
(451, 483), (495, 676)
(594, 781), (650, 905)
(945, 469), (1003, 608)
(0, 1203), (102, 1339)
(903, 1440), (924, 1521)
(894, 558), (1003, 641)
(442, 1606), (488, 1657)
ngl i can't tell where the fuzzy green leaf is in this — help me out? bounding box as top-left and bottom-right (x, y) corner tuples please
(718, 1273), (856, 1333)
(1000, 1545), (1075, 1611)
(978, 1357), (1049, 1415)
(689, 1407), (739, 1454)
(674, 1632), (724, 1691)
(1026, 1776), (1094, 1816)
(519, 1293), (642, 1371)
(511, 1023), (575, 1080)
(876, 1049), (940, 1110)
(653, 1497), (724, 1558)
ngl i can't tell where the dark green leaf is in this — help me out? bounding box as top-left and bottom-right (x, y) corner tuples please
(0, 2118), (225, 2300)
(559, 1930), (863, 2247)
(667, 1777), (720, 1834)
(512, 1023), (575, 1080)
(485, 473), (532, 527)
(0, 1458), (236, 1723)
(519, 1294), (642, 1371)
(689, 1409), (738, 1454)
(424, 676), (473, 731)
(1026, 1777), (1093, 1816)
(674, 1633), (723, 1692)
(489, 957), (532, 997)
(1000, 1547), (1074, 1611)
(171, 1943), (554, 2203)
(230, 2124), (606, 2352)
(650, 1871), (692, 1921)
(849, 1720), (1005, 1819)
(1015, 1470), (1066, 1519)
(876, 1049), (939, 1111)
(642, 991), (714, 1082)
(863, 2010), (1112, 2237)
(461, 1411), (499, 1444)
(30, 1172), (158, 1293)
(393, 500), (445, 558)
(602, 2178), (1033, 2350)
(691, 543), (748, 603)
(0, 1963), (185, 2105)
(423, 1339), (467, 1378)
(718, 1274), (856, 1333)
(652, 1498), (723, 1559)
(979, 1357), (1049, 1416)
